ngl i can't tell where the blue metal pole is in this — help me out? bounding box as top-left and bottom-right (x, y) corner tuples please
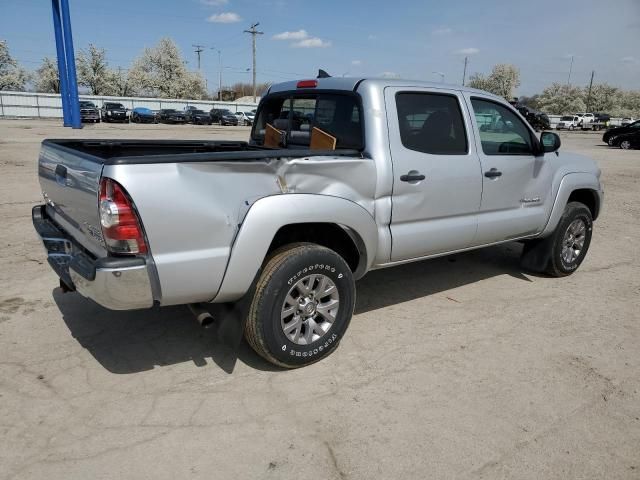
(51, 0), (71, 127)
(59, 0), (82, 129)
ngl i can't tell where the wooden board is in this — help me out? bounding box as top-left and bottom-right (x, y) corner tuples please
(310, 127), (337, 150)
(264, 123), (284, 148)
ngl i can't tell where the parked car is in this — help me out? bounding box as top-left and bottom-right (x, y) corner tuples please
(556, 115), (581, 130)
(234, 111), (254, 126)
(575, 113), (595, 126)
(158, 109), (186, 124)
(185, 109), (212, 125)
(101, 102), (128, 123)
(621, 117), (635, 126)
(602, 119), (640, 145)
(210, 108), (239, 126)
(614, 131), (640, 150)
(33, 77), (603, 368)
(130, 107), (157, 124)
(79, 101), (100, 123)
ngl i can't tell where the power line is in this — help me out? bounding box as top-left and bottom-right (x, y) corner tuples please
(243, 22), (263, 102)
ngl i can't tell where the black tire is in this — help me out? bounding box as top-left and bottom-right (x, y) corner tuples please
(244, 243), (356, 368)
(545, 202), (593, 277)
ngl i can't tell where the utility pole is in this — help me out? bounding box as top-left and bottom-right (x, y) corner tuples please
(192, 44), (205, 70)
(462, 56), (468, 86)
(567, 55), (574, 86)
(586, 70), (595, 112)
(244, 22), (263, 102)
(211, 47), (222, 100)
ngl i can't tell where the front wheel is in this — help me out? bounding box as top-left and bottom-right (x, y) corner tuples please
(607, 136), (617, 146)
(244, 243), (355, 368)
(620, 139), (632, 150)
(545, 202), (593, 277)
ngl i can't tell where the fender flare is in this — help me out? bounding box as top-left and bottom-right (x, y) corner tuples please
(540, 172), (602, 237)
(212, 194), (379, 303)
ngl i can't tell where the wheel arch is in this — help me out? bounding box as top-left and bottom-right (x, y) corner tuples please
(541, 173), (602, 237)
(212, 194), (378, 303)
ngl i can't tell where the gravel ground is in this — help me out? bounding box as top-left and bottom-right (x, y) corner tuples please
(0, 119), (639, 480)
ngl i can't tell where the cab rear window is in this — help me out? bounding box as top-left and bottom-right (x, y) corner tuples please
(252, 93), (363, 150)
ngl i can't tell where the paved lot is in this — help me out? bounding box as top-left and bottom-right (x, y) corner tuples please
(0, 119), (639, 480)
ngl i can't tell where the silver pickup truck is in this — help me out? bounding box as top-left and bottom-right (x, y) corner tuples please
(33, 77), (603, 368)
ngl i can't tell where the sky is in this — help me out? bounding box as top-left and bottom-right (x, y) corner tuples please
(1, 0), (639, 96)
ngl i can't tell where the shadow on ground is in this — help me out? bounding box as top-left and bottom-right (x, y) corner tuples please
(54, 242), (535, 375)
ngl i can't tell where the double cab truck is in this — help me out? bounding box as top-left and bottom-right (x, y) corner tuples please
(33, 77), (603, 368)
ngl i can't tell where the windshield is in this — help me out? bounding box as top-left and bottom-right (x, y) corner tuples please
(163, 109), (177, 113)
(244, 112), (254, 116)
(252, 92), (363, 150)
(80, 101), (95, 108)
(135, 108), (152, 114)
(192, 110), (205, 114)
(105, 103), (124, 109)
(561, 116), (573, 121)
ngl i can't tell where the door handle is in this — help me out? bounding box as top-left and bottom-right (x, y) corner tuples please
(400, 172), (426, 182)
(484, 168), (502, 179)
(55, 164), (67, 179)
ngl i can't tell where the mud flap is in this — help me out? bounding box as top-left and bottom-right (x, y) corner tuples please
(520, 237), (553, 273)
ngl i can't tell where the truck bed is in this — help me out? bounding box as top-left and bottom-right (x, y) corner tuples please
(43, 139), (361, 165)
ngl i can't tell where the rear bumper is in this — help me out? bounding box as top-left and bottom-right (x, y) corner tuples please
(32, 205), (154, 310)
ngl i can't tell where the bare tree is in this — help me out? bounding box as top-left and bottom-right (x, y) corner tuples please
(0, 40), (29, 91)
(34, 57), (60, 93)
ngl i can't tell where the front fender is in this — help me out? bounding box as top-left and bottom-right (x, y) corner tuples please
(212, 194), (379, 303)
(540, 172), (603, 237)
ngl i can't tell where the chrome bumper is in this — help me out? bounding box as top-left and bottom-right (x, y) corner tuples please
(32, 205), (154, 310)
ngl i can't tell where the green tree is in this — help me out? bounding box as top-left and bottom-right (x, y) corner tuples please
(0, 40), (29, 91)
(34, 57), (60, 93)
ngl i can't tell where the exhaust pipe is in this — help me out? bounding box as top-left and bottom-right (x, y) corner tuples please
(188, 303), (216, 328)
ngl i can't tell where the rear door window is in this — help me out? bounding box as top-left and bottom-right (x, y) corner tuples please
(395, 92), (468, 155)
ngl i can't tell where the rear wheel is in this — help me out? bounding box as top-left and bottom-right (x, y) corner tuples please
(244, 243), (355, 368)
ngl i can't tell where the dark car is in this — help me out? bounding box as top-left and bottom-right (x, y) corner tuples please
(130, 107), (157, 124)
(185, 109), (212, 125)
(614, 131), (640, 150)
(158, 109), (186, 124)
(101, 102), (128, 123)
(512, 104), (550, 131)
(79, 101), (100, 123)
(603, 120), (640, 146)
(210, 108), (238, 126)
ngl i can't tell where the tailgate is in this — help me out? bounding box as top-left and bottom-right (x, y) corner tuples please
(38, 140), (107, 257)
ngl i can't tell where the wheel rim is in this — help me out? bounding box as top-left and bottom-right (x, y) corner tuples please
(608, 136), (616, 146)
(620, 140), (631, 149)
(561, 219), (587, 265)
(280, 274), (340, 345)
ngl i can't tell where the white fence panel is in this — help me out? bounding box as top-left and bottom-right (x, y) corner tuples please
(0, 90), (258, 119)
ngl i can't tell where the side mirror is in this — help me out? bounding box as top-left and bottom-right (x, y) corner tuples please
(541, 131), (561, 153)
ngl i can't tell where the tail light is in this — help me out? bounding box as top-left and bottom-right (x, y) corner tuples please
(99, 178), (147, 254)
(296, 80), (317, 88)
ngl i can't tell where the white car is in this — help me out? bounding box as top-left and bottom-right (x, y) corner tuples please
(235, 112), (254, 126)
(575, 113), (595, 125)
(621, 117), (635, 126)
(556, 115), (581, 130)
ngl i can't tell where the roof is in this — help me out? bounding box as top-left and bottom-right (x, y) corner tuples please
(267, 77), (504, 102)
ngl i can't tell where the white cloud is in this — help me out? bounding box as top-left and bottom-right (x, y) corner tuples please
(432, 27), (452, 35)
(207, 12), (241, 23)
(292, 37), (331, 48)
(351, 60), (362, 66)
(200, 0), (228, 5)
(454, 47), (479, 55)
(273, 30), (309, 40)
(381, 71), (399, 78)
(621, 56), (637, 64)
